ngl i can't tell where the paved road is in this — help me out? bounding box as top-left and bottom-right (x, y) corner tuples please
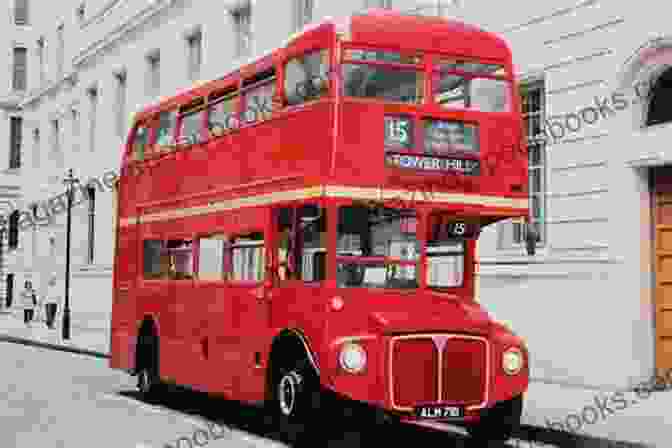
(0, 341), (602, 448)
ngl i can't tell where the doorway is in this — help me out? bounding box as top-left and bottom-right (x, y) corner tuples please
(652, 166), (672, 374)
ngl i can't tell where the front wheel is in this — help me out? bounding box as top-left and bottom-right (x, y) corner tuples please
(466, 395), (523, 443)
(270, 360), (322, 443)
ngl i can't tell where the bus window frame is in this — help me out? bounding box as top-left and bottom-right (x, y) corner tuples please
(176, 97), (208, 147)
(141, 234), (197, 283)
(194, 232), (231, 284)
(206, 85), (241, 138)
(152, 108), (180, 153)
(240, 66), (277, 125)
(128, 121), (152, 163)
(339, 44), (428, 106)
(228, 230), (267, 286)
(427, 53), (514, 112)
(282, 46), (333, 109)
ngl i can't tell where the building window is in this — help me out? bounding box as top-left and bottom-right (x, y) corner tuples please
(186, 30), (202, 81)
(50, 119), (61, 168)
(231, 5), (252, 58)
(36, 37), (45, 85)
(294, 0), (313, 30)
(146, 51), (160, 96)
(14, 0), (28, 25)
(365, 0), (392, 8)
(32, 127), (40, 168)
(9, 117), (22, 169)
(12, 47), (27, 91)
(512, 79), (546, 246)
(87, 86), (98, 152)
(114, 71), (127, 137)
(56, 24), (64, 77)
(86, 186), (95, 264)
(76, 3), (85, 24)
(8, 211), (19, 249)
(71, 108), (80, 152)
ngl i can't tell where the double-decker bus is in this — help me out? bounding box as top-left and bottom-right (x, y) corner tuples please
(111, 9), (529, 443)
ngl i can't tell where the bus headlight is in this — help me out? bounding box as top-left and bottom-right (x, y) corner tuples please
(502, 347), (523, 375)
(339, 343), (367, 373)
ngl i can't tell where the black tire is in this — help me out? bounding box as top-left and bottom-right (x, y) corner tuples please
(136, 333), (162, 398)
(467, 395), (523, 444)
(270, 358), (322, 444)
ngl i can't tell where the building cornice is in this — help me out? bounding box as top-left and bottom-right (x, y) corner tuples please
(72, 0), (177, 69)
(19, 73), (78, 109)
(80, 0), (123, 30)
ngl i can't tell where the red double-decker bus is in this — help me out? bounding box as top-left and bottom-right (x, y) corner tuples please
(111, 9), (529, 443)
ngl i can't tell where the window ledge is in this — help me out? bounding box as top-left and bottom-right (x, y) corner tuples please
(478, 254), (623, 265)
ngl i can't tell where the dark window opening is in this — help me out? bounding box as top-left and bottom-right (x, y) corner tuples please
(646, 68), (672, 127)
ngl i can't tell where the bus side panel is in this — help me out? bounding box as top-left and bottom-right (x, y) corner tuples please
(110, 226), (139, 371)
(232, 104), (334, 185)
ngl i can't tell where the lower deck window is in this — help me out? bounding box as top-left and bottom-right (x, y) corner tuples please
(426, 240), (464, 288)
(231, 233), (265, 282)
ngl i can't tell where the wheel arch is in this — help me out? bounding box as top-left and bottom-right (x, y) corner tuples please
(265, 328), (320, 401)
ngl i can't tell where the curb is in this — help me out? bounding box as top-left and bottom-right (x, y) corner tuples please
(0, 334), (109, 359)
(515, 424), (655, 448)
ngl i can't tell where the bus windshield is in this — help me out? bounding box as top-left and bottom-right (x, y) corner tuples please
(337, 205), (419, 289)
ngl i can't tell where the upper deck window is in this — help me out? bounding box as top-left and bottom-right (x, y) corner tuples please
(285, 49), (330, 106)
(242, 68), (276, 124)
(178, 99), (206, 146)
(208, 88), (240, 137)
(132, 124), (150, 161)
(433, 58), (510, 113)
(342, 49), (424, 104)
(155, 110), (177, 148)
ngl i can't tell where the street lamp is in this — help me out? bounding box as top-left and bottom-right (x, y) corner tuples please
(62, 168), (79, 340)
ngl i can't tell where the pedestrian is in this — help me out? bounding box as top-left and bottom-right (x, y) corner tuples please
(45, 274), (61, 329)
(20, 280), (37, 327)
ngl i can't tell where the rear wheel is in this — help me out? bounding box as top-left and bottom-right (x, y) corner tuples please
(466, 395), (523, 444)
(136, 333), (162, 398)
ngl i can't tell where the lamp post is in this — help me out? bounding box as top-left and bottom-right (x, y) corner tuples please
(0, 217), (5, 310)
(62, 168), (79, 340)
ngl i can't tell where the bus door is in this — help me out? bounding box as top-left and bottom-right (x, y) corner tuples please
(163, 236), (203, 388)
(227, 225), (272, 401)
(271, 203), (329, 346)
(195, 233), (236, 393)
(138, 236), (183, 384)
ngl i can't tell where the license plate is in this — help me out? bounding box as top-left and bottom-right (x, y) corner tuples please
(414, 405), (464, 419)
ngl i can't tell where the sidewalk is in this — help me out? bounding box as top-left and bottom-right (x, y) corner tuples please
(0, 308), (109, 357)
(519, 379), (668, 447)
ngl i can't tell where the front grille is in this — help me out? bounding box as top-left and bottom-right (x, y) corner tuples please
(389, 334), (488, 411)
(441, 338), (487, 405)
(391, 337), (437, 408)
